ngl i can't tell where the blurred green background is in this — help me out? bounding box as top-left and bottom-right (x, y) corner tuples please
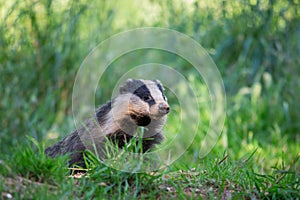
(1, 0), (299, 172)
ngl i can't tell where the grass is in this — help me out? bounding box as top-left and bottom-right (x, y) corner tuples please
(0, 140), (299, 199)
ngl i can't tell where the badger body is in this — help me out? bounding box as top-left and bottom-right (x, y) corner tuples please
(45, 79), (170, 167)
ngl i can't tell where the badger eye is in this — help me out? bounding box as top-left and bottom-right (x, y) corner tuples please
(143, 95), (152, 101)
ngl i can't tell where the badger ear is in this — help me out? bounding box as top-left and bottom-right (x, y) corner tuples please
(119, 78), (136, 94)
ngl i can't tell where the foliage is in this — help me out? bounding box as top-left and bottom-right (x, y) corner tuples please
(0, 0), (299, 198)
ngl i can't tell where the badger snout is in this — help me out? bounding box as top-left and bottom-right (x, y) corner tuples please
(158, 102), (170, 114)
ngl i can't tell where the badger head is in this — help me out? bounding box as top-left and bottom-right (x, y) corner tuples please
(118, 79), (170, 127)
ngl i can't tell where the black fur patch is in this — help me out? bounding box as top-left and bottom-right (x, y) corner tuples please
(133, 80), (156, 106)
(130, 114), (151, 126)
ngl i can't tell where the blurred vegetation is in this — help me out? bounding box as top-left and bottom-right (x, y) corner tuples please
(0, 0), (299, 174)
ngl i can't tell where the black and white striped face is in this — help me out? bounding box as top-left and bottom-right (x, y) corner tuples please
(119, 79), (170, 126)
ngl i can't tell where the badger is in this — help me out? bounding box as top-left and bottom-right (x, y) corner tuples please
(45, 79), (170, 167)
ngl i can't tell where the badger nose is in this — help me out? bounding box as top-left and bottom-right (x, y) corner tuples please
(159, 103), (170, 114)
